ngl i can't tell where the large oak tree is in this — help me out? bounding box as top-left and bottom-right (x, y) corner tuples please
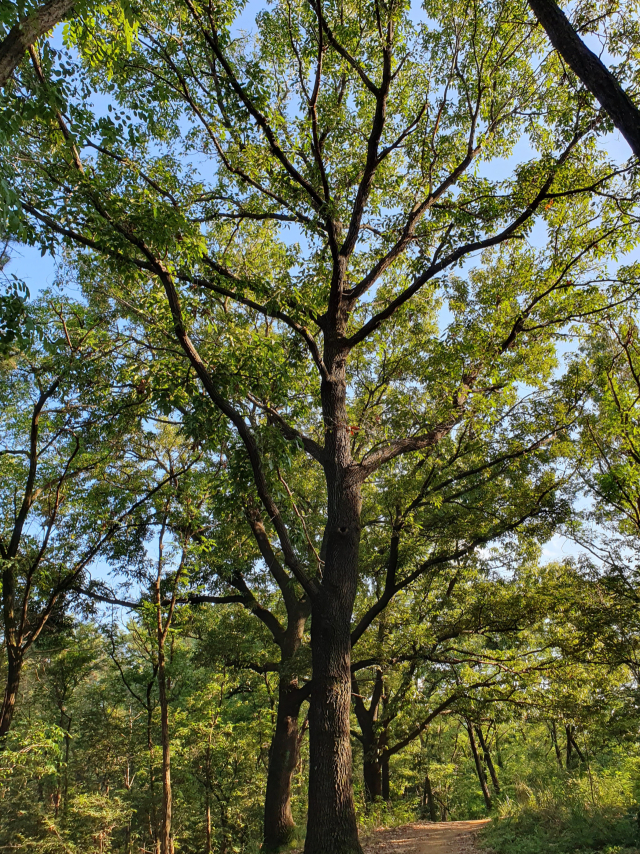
(4, 0), (640, 849)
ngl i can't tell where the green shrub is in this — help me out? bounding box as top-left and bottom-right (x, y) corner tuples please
(479, 766), (640, 854)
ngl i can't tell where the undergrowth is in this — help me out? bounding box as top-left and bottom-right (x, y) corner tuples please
(479, 763), (640, 854)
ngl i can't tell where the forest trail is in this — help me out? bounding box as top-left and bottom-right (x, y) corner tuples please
(362, 820), (490, 854)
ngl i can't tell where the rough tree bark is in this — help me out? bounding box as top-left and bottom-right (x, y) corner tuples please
(527, 0), (640, 158)
(0, 0), (77, 87)
(305, 328), (363, 854)
(353, 669), (387, 803)
(263, 667), (307, 850)
(422, 773), (438, 822)
(0, 647), (22, 737)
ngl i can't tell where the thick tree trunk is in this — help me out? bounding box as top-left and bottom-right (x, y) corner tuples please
(363, 755), (383, 802)
(304, 326), (363, 854)
(263, 677), (303, 851)
(422, 773), (438, 822)
(467, 721), (492, 812)
(0, 0), (77, 87)
(0, 647), (23, 737)
(304, 473), (363, 854)
(475, 726), (500, 794)
(527, 0), (640, 158)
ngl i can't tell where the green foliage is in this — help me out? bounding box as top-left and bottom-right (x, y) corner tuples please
(480, 761), (640, 854)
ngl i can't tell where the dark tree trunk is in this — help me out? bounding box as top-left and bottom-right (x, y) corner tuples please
(467, 721), (492, 812)
(381, 755), (390, 802)
(527, 0), (640, 158)
(262, 600), (309, 852)
(353, 668), (387, 805)
(475, 725), (500, 794)
(363, 755), (383, 802)
(551, 722), (563, 769)
(565, 725), (574, 769)
(0, 647), (23, 738)
(567, 726), (585, 764)
(422, 773), (438, 822)
(304, 468), (363, 853)
(263, 677), (304, 851)
(304, 323), (363, 854)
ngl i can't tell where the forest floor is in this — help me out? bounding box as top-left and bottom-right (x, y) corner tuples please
(361, 820), (491, 854)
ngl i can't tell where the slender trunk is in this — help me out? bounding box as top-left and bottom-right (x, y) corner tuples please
(381, 755), (390, 801)
(205, 794), (212, 854)
(467, 721), (492, 812)
(304, 459), (363, 854)
(551, 722), (563, 769)
(157, 625), (172, 854)
(569, 728), (585, 764)
(147, 690), (158, 847)
(422, 773), (438, 822)
(263, 676), (304, 851)
(565, 725), (574, 769)
(0, 646), (23, 738)
(62, 714), (71, 815)
(353, 669), (386, 805)
(475, 725), (500, 794)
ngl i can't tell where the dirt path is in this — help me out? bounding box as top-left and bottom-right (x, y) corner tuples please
(362, 820), (490, 854)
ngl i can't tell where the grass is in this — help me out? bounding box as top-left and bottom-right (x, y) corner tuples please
(479, 770), (640, 854)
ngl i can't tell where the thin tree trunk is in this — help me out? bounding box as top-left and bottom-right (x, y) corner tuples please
(147, 694), (158, 848)
(467, 721), (492, 812)
(0, 647), (23, 737)
(569, 729), (585, 763)
(157, 636), (172, 854)
(155, 520), (174, 854)
(551, 722), (563, 769)
(565, 724), (574, 769)
(475, 725), (500, 794)
(381, 753), (390, 801)
(205, 794), (212, 854)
